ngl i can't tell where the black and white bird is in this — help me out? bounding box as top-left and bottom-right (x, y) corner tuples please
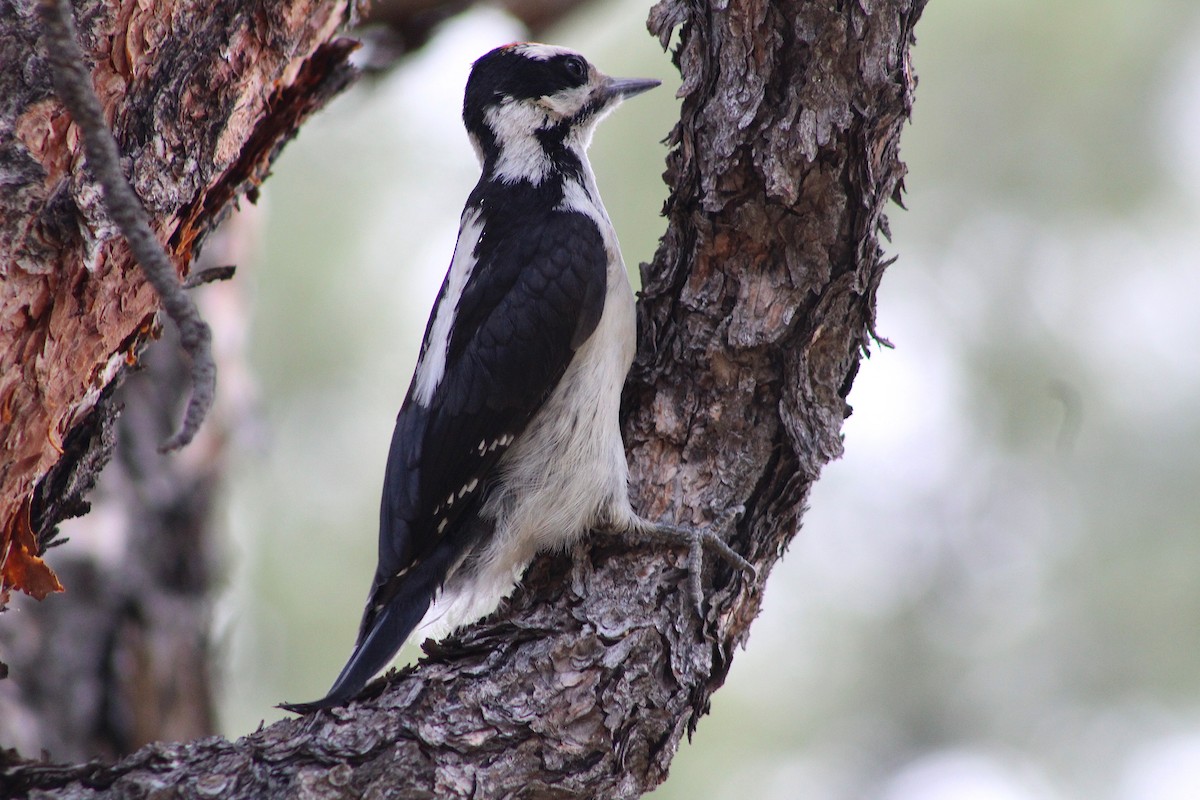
(282, 43), (752, 713)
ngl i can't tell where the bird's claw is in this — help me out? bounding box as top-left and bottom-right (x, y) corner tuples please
(616, 505), (757, 616)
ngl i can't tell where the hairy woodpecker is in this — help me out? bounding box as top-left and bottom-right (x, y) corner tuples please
(282, 43), (752, 713)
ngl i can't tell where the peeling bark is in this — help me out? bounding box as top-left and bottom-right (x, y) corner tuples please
(0, 0), (357, 585)
(0, 215), (260, 762)
(0, 0), (355, 762)
(0, 0), (925, 795)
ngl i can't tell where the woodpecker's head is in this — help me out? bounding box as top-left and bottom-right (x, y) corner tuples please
(463, 43), (659, 182)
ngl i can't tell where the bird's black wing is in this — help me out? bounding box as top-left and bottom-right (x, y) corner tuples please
(281, 197), (607, 712)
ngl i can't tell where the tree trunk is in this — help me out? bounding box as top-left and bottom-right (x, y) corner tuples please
(0, 0), (925, 795)
(0, 0), (355, 759)
(0, 213), (260, 761)
(0, 0), (356, 561)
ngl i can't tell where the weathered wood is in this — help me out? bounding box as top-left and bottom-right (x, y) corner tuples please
(0, 0), (355, 764)
(0, 0), (357, 594)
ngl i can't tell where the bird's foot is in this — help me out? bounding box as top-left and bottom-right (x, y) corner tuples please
(609, 506), (757, 616)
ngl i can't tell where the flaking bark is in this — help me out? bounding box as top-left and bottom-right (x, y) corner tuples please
(0, 0), (356, 762)
(39, 0), (216, 452)
(0, 0), (357, 585)
(0, 0), (926, 796)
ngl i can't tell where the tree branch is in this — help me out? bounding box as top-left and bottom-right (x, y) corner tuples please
(0, 0), (356, 758)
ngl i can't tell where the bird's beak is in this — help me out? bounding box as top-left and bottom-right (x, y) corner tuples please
(603, 76), (661, 101)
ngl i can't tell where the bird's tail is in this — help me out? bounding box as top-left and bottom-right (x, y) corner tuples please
(278, 545), (457, 714)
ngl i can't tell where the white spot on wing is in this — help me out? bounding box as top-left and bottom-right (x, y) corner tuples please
(412, 208), (485, 405)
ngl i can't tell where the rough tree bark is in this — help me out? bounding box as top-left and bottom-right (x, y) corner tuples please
(0, 0), (359, 760)
(0, 0), (925, 796)
(0, 216), (258, 762)
(0, 0), (358, 568)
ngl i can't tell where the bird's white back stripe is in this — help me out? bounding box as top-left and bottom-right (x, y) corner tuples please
(412, 208), (485, 406)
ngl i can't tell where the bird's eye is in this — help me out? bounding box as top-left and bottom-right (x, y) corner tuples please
(563, 56), (587, 81)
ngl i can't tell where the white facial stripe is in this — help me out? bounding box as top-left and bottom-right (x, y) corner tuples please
(486, 101), (553, 184)
(413, 208), (485, 405)
(539, 83), (594, 118)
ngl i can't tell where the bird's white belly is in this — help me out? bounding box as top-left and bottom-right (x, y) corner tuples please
(420, 262), (637, 634)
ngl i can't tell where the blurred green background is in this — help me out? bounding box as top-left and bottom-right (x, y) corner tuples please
(214, 1), (1200, 797)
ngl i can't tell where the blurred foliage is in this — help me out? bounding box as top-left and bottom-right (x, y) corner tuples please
(217, 0), (1200, 798)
